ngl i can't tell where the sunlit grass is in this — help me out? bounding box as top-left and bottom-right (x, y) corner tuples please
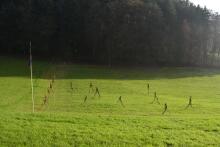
(0, 57), (220, 146)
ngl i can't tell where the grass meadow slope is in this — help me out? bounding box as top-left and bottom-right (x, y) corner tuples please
(0, 56), (220, 146)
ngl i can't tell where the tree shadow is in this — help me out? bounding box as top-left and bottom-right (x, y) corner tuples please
(1, 56), (220, 80)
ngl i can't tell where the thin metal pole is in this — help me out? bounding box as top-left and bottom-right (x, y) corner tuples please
(30, 41), (35, 113)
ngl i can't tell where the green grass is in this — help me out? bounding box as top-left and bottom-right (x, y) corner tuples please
(1, 56), (220, 146)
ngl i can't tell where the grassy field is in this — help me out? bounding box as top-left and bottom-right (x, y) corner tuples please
(1, 56), (220, 146)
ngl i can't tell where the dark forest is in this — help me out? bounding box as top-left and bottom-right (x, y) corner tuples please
(0, 0), (220, 66)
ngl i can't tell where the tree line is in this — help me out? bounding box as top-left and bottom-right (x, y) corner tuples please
(0, 0), (220, 66)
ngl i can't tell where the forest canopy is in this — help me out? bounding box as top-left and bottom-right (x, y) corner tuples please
(0, 0), (220, 66)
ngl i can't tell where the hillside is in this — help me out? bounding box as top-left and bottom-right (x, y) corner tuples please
(0, 57), (220, 146)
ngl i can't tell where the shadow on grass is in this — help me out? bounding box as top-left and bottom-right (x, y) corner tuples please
(1, 56), (220, 80)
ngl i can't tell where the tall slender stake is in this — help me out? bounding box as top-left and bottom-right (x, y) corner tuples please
(30, 41), (35, 113)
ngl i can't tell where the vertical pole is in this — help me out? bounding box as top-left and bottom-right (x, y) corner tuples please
(30, 41), (35, 113)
